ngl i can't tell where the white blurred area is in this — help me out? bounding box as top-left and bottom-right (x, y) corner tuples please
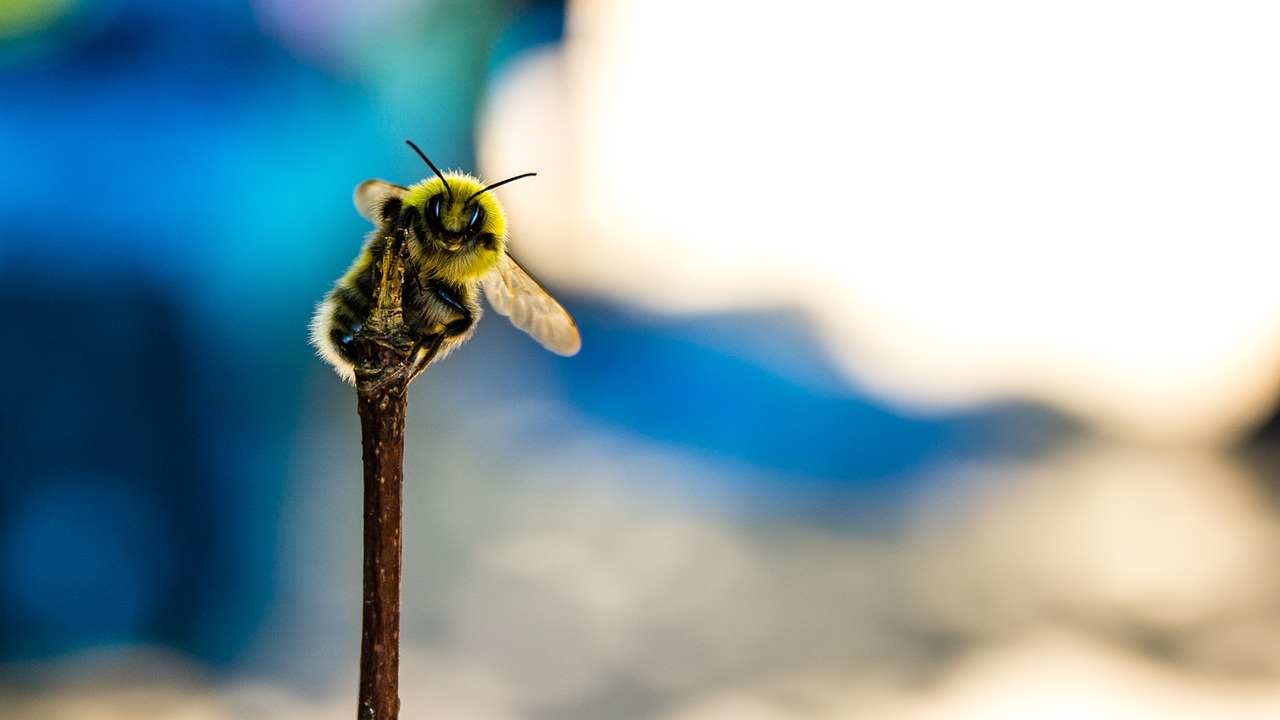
(479, 0), (1280, 444)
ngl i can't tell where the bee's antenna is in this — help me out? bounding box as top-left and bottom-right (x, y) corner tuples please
(468, 172), (537, 202)
(405, 139), (452, 200)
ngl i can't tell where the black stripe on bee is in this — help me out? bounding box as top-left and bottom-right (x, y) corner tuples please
(380, 196), (403, 225)
(352, 262), (375, 300)
(327, 289), (371, 361)
(336, 281), (372, 316)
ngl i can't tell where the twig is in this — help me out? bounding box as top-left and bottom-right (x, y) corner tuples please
(350, 229), (440, 720)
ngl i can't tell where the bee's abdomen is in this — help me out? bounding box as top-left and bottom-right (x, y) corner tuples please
(326, 285), (372, 361)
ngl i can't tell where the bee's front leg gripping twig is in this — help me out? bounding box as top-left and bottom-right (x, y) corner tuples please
(405, 334), (445, 383)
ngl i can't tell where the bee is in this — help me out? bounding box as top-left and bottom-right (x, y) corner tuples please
(311, 141), (580, 383)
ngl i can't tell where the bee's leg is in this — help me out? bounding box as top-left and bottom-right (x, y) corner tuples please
(433, 285), (475, 339)
(399, 203), (427, 241)
(406, 333), (446, 381)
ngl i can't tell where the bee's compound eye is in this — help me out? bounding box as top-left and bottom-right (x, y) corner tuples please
(467, 204), (486, 234)
(427, 194), (445, 221)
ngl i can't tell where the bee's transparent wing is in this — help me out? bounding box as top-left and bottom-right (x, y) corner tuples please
(482, 252), (581, 356)
(354, 180), (408, 223)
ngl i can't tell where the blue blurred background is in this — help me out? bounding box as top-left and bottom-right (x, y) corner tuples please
(3, 1), (1280, 718)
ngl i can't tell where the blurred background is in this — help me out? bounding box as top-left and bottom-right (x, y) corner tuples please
(2, 0), (1280, 718)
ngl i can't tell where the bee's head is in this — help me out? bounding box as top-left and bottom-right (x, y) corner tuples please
(401, 141), (535, 277)
(419, 181), (502, 252)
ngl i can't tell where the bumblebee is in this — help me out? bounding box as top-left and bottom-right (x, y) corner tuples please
(311, 141), (580, 382)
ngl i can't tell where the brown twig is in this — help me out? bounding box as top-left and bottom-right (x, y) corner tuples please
(354, 379), (405, 720)
(350, 230), (440, 720)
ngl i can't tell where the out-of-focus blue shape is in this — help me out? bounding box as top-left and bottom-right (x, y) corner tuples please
(0, 477), (180, 653)
(0, 0), (374, 293)
(0, 0), (390, 668)
(564, 304), (1069, 491)
(0, 0), (563, 671)
(0, 264), (238, 662)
